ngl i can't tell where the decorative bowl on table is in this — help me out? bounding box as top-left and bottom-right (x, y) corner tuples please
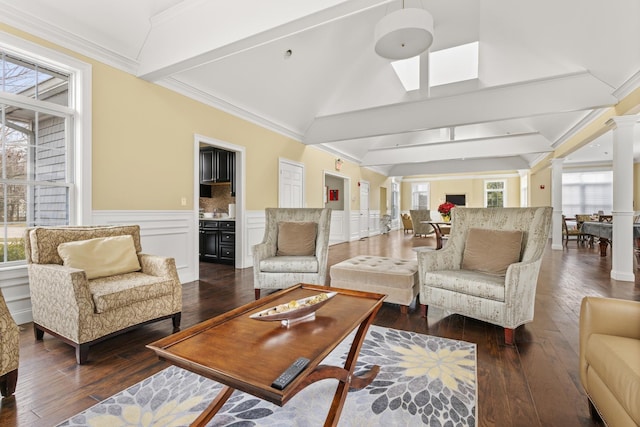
(250, 292), (337, 326)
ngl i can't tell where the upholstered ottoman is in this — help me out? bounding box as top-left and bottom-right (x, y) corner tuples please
(330, 255), (419, 313)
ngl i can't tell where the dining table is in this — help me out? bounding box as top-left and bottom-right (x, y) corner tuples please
(581, 221), (640, 257)
(420, 220), (451, 249)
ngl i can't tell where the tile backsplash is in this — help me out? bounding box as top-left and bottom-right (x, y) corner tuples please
(199, 183), (235, 214)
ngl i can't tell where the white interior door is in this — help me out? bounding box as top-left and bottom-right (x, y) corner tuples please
(279, 159), (304, 208)
(359, 181), (370, 238)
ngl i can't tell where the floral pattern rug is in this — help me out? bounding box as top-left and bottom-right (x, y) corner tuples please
(59, 325), (477, 427)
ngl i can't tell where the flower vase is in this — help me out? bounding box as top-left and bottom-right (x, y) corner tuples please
(442, 214), (450, 223)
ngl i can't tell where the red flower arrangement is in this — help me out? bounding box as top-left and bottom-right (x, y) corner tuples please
(438, 202), (456, 216)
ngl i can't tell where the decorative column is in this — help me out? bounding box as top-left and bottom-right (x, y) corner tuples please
(608, 116), (637, 281)
(551, 158), (564, 250)
(518, 169), (528, 207)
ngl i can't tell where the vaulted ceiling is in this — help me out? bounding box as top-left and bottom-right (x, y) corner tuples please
(2, 0), (639, 176)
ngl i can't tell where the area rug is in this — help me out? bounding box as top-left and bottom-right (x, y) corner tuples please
(59, 325), (477, 426)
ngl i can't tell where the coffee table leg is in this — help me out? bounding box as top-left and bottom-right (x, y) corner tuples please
(190, 385), (234, 427)
(323, 306), (381, 427)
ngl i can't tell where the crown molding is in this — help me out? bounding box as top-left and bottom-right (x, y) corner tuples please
(613, 69), (640, 99)
(0, 1), (139, 74)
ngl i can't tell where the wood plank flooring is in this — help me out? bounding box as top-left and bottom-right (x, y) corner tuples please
(1, 230), (638, 426)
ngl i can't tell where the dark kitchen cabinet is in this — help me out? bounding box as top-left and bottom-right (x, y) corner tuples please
(200, 148), (234, 184)
(199, 220), (235, 264)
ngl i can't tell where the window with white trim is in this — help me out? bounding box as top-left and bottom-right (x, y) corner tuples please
(562, 171), (612, 217)
(411, 182), (429, 209)
(1, 45), (80, 264)
(485, 180), (505, 207)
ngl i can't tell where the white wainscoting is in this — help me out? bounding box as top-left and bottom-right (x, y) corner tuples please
(93, 210), (198, 284)
(329, 210), (347, 245)
(245, 210), (266, 268)
(0, 265), (31, 325)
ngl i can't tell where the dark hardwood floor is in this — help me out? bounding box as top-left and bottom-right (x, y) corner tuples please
(1, 230), (638, 426)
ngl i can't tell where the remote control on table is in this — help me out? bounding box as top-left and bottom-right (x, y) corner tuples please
(271, 357), (310, 390)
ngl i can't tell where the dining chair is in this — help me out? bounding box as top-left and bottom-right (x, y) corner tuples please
(562, 215), (583, 246)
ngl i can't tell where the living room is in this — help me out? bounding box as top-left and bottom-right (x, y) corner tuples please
(0, 1), (639, 426)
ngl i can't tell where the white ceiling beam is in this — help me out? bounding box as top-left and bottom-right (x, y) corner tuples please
(137, 0), (391, 81)
(389, 157), (532, 176)
(360, 133), (552, 166)
(305, 72), (617, 144)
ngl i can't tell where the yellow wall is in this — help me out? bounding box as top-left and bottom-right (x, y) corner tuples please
(401, 174), (521, 212)
(529, 168), (552, 207)
(1, 24), (388, 211)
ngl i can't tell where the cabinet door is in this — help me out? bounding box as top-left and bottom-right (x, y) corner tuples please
(202, 229), (219, 261)
(216, 149), (231, 182)
(200, 149), (215, 182)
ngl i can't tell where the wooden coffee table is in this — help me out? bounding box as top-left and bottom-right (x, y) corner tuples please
(147, 283), (386, 427)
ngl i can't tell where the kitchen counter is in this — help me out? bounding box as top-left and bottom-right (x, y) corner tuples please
(200, 217), (235, 221)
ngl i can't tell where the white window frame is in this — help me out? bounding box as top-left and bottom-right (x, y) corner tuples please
(0, 31), (91, 268)
(411, 182), (430, 209)
(484, 179), (506, 208)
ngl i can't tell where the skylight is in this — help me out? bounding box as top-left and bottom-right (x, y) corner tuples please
(390, 41), (479, 92)
(429, 41), (479, 87)
(391, 56), (420, 91)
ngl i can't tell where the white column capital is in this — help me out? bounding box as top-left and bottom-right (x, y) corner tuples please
(606, 115), (638, 129)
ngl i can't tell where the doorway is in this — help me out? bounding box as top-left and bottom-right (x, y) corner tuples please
(324, 171), (350, 244)
(194, 134), (246, 274)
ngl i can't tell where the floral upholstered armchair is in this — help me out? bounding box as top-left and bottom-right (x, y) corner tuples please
(0, 289), (19, 398)
(418, 207), (552, 345)
(252, 208), (331, 299)
(25, 225), (182, 364)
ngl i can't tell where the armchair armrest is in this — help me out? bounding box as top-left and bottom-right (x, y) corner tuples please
(28, 264), (95, 319)
(579, 297), (640, 387)
(138, 254), (179, 280)
(252, 242), (275, 264)
(502, 259), (543, 326)
(417, 246), (460, 274)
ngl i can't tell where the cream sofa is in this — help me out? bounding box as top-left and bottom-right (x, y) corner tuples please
(25, 225), (182, 364)
(580, 296), (640, 427)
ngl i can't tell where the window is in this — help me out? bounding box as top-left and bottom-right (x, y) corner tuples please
(0, 35), (90, 266)
(485, 180), (505, 207)
(411, 182), (429, 209)
(562, 171), (612, 217)
(391, 182), (399, 219)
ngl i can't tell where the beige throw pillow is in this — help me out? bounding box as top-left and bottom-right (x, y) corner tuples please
(461, 228), (524, 276)
(57, 235), (141, 279)
(276, 222), (317, 256)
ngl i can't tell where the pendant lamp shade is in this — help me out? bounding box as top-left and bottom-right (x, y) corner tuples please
(374, 8), (434, 60)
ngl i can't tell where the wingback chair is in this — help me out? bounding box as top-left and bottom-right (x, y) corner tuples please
(401, 214), (413, 234)
(253, 208), (331, 299)
(25, 225), (182, 364)
(410, 210), (433, 237)
(417, 207), (552, 345)
(0, 289), (19, 398)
